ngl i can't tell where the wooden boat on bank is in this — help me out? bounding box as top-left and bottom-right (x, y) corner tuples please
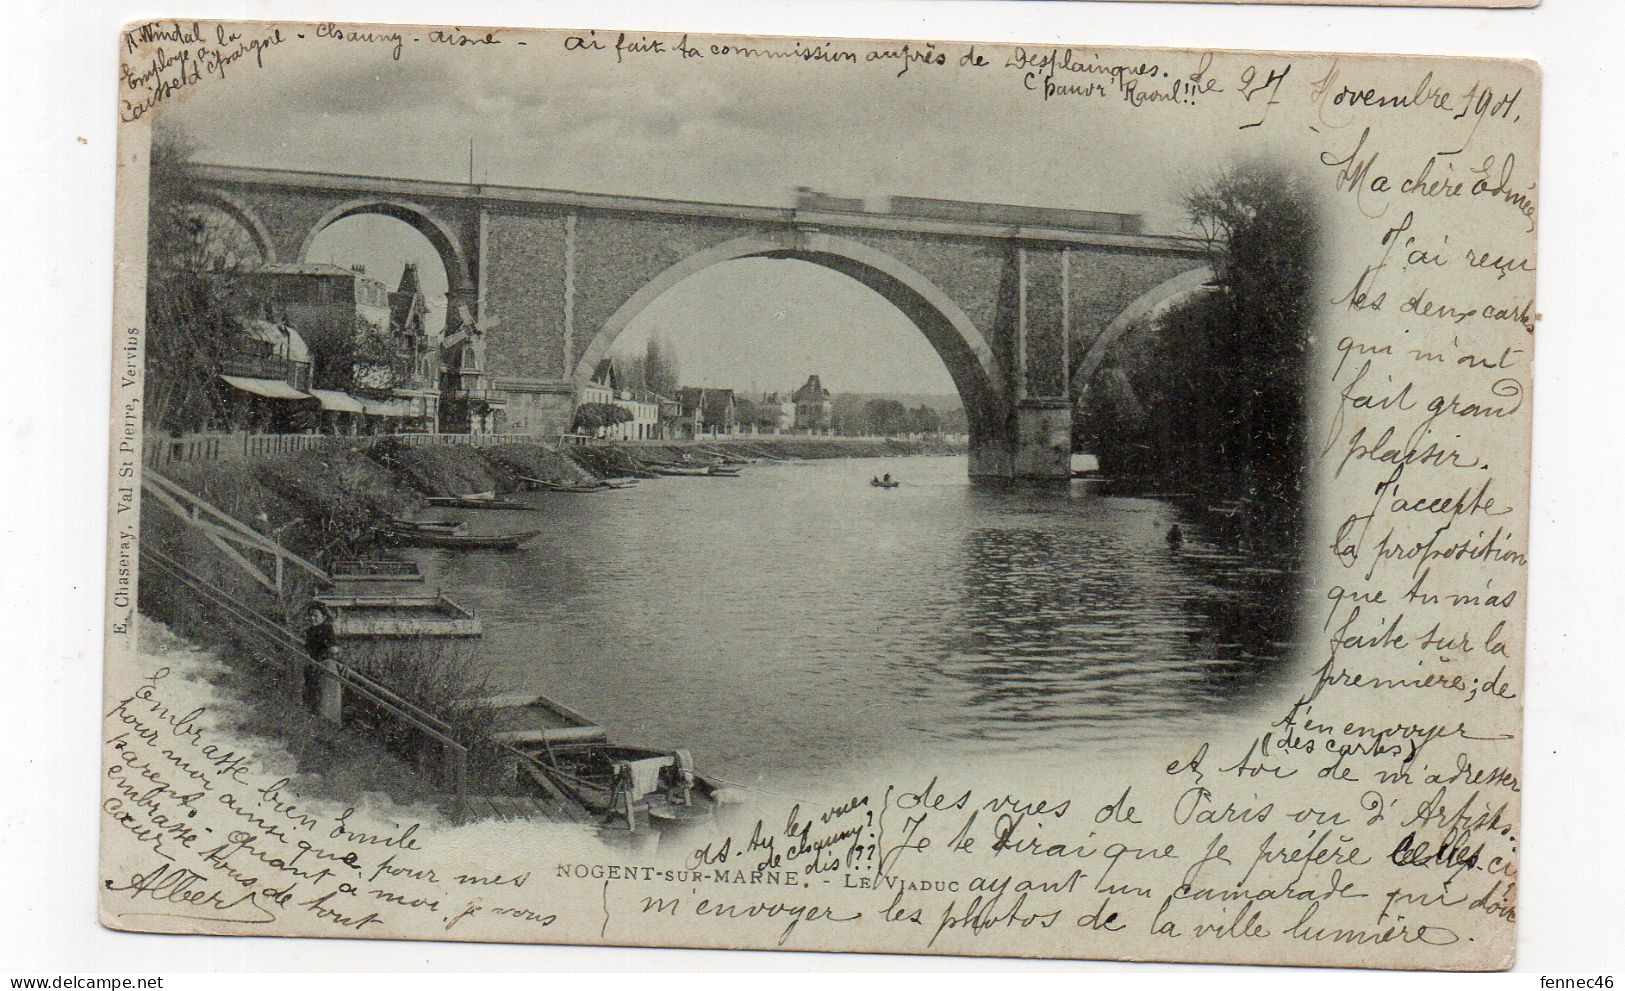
(388, 517), (467, 535)
(380, 526), (541, 550)
(652, 465), (736, 478)
(425, 492), (536, 510)
(527, 478), (609, 494)
(520, 742), (720, 831)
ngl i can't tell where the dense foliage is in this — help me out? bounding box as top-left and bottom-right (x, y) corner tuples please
(313, 316), (410, 397)
(614, 335), (681, 397)
(144, 125), (255, 433)
(572, 402), (634, 433)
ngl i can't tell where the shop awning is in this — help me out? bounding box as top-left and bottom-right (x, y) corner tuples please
(309, 389), (367, 414)
(219, 375), (310, 401)
(363, 398), (416, 417)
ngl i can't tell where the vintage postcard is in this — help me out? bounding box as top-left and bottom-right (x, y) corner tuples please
(105, 21), (1536, 968)
(1103, 0), (1537, 8)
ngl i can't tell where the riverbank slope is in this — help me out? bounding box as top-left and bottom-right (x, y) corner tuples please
(139, 436), (962, 807)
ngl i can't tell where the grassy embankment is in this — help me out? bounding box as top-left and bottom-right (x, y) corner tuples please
(140, 440), (591, 807)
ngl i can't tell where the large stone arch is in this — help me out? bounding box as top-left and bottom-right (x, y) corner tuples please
(296, 197), (473, 292)
(571, 231), (1007, 417)
(1071, 266), (1214, 393)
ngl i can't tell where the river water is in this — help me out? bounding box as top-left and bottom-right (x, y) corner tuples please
(421, 455), (1304, 790)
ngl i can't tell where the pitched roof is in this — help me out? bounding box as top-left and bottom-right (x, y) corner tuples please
(676, 387), (705, 417)
(791, 375), (830, 403)
(674, 387), (734, 421)
(388, 287), (424, 332)
(700, 388), (735, 423)
(589, 359), (618, 388)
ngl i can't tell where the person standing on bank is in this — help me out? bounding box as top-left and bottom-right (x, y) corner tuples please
(305, 602), (336, 661)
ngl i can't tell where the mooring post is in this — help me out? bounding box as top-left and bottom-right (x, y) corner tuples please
(316, 664), (345, 725)
(287, 654), (307, 703)
(450, 745), (469, 825)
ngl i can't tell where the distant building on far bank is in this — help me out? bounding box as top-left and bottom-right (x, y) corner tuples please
(580, 360), (660, 440)
(792, 374), (832, 434)
(674, 387), (737, 439)
(761, 392), (796, 434)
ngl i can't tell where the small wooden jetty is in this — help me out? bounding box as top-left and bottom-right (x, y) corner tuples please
(315, 592), (482, 639)
(484, 692), (607, 746)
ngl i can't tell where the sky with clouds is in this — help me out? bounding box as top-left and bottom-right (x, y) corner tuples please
(166, 26), (1258, 395)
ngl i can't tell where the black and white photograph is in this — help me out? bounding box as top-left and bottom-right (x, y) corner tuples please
(94, 20), (1536, 969)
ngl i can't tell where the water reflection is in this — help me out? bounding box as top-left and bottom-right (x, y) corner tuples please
(928, 496), (1300, 750)
(421, 456), (1304, 786)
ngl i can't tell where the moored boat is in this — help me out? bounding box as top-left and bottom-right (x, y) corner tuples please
(388, 517), (467, 534)
(528, 478), (610, 493)
(380, 526), (541, 549)
(425, 493), (536, 510)
(653, 465), (736, 478)
(521, 742), (720, 831)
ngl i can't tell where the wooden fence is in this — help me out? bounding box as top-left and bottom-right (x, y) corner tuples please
(145, 431), (544, 468)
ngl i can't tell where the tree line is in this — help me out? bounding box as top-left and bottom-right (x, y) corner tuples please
(1075, 160), (1316, 533)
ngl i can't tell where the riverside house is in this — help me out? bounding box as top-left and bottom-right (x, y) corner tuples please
(792, 374), (833, 434)
(579, 360), (661, 440)
(760, 392), (796, 434)
(613, 387), (662, 441)
(214, 319), (316, 433)
(239, 262), (441, 433)
(380, 263), (441, 433)
(674, 387), (738, 439)
(438, 301), (505, 434)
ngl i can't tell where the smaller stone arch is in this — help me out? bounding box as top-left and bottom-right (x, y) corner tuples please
(297, 198), (473, 291)
(1072, 266), (1214, 392)
(187, 189), (278, 265)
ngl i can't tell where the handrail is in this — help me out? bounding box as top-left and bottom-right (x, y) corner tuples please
(140, 546), (596, 824)
(143, 471), (332, 585)
(141, 546), (463, 751)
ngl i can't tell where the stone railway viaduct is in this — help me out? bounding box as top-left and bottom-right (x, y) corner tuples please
(189, 163), (1212, 479)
